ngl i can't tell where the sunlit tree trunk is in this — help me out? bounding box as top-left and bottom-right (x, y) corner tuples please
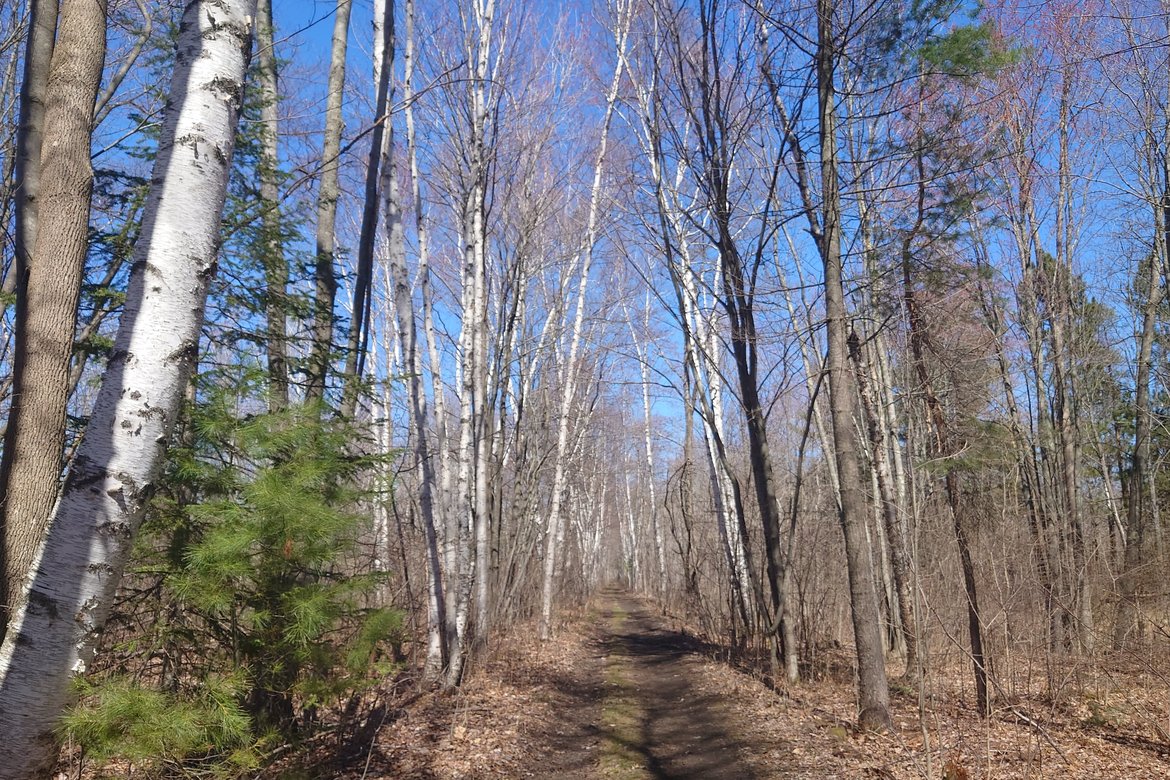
(376, 0), (446, 676)
(4, 0), (56, 301)
(633, 64), (755, 628)
(443, 0), (496, 684)
(851, 333), (918, 677)
(538, 0), (628, 640)
(628, 294), (666, 595)
(340, 0), (394, 417)
(0, 0), (106, 635)
(0, 2), (254, 772)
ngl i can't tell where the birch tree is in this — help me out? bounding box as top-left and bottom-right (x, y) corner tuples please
(538, 0), (629, 641)
(0, 2), (255, 773)
(623, 24), (758, 637)
(380, 0), (446, 679)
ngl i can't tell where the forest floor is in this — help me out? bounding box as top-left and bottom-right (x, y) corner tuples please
(329, 591), (1170, 779)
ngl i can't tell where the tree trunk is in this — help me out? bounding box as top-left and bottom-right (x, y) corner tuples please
(851, 335), (918, 678)
(1050, 75), (1090, 652)
(306, 0), (352, 405)
(816, 0), (892, 731)
(381, 0), (446, 677)
(4, 0), (57, 300)
(340, 0), (393, 417)
(899, 137), (990, 715)
(1115, 218), (1164, 648)
(255, 0), (288, 411)
(538, 4), (627, 639)
(0, 2), (254, 773)
(0, 0), (106, 635)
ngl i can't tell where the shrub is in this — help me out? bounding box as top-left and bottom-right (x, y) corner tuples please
(63, 388), (404, 776)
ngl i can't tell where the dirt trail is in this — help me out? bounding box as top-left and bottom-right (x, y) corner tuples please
(577, 591), (754, 779)
(348, 589), (1170, 778)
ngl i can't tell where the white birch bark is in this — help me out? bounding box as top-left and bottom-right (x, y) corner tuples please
(627, 294), (666, 595)
(380, 21), (447, 677)
(0, 2), (255, 773)
(621, 440), (641, 588)
(446, 0), (496, 686)
(405, 0), (450, 554)
(470, 0), (497, 653)
(538, 0), (629, 639)
(622, 44), (754, 621)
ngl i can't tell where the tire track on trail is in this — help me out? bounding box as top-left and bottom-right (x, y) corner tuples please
(591, 591), (754, 779)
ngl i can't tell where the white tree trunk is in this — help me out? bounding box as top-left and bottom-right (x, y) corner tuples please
(627, 294), (666, 595)
(0, 2), (255, 774)
(538, 0), (629, 639)
(446, 0), (496, 686)
(622, 450), (641, 588)
(380, 17), (447, 676)
(404, 0), (452, 634)
(624, 55), (755, 621)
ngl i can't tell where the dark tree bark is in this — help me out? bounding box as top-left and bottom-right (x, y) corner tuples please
(4, 0), (57, 301)
(816, 0), (892, 731)
(686, 0), (792, 671)
(340, 0), (393, 418)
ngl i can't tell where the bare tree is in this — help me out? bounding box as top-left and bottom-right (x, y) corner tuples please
(306, 0), (352, 405)
(4, 0), (56, 300)
(538, 0), (629, 641)
(815, 0), (892, 731)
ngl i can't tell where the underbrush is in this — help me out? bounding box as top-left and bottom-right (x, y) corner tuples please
(57, 390), (407, 779)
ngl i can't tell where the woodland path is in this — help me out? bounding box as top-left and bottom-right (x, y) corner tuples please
(352, 589), (1170, 779)
(544, 590), (755, 779)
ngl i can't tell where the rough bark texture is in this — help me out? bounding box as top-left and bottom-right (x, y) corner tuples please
(0, 0), (106, 633)
(0, 2), (254, 774)
(0, 0), (58, 623)
(4, 0), (57, 299)
(306, 0), (351, 405)
(816, 0), (892, 732)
